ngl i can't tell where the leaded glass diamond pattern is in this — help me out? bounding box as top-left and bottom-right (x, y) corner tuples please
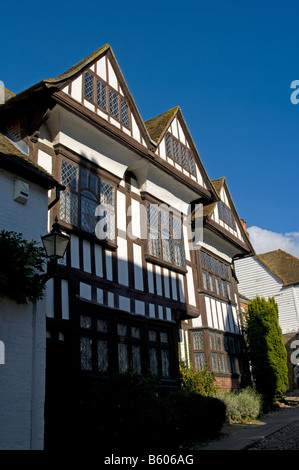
(181, 146), (188, 169)
(188, 151), (195, 174)
(97, 340), (108, 372)
(59, 191), (78, 226)
(132, 345), (141, 374)
(193, 331), (204, 350)
(109, 89), (119, 119)
(118, 343), (128, 373)
(165, 133), (172, 157)
(97, 79), (107, 110)
(173, 217), (182, 240)
(174, 241), (185, 267)
(194, 353), (205, 371)
(80, 337), (92, 370)
(100, 181), (115, 207)
(173, 139), (180, 163)
(149, 348), (158, 374)
(121, 98), (129, 127)
(61, 159), (79, 190)
(161, 350), (170, 377)
(84, 71), (94, 101)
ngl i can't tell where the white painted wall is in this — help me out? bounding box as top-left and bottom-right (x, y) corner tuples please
(0, 168), (49, 449)
(235, 256), (299, 335)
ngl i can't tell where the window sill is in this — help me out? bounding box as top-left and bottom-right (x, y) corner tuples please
(59, 222), (118, 251)
(145, 253), (187, 274)
(198, 288), (237, 305)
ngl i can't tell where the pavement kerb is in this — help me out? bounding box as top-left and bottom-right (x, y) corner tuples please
(196, 406), (299, 451)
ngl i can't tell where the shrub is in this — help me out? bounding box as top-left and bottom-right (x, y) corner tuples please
(179, 361), (216, 396)
(68, 372), (226, 451)
(0, 230), (46, 304)
(216, 387), (263, 423)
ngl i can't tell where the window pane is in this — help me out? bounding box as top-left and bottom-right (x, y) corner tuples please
(173, 140), (180, 163)
(209, 274), (215, 292)
(202, 270), (209, 290)
(221, 280), (227, 296)
(216, 333), (222, 350)
(97, 340), (108, 372)
(207, 255), (213, 271)
(219, 354), (225, 372)
(131, 326), (141, 339)
(81, 191), (98, 234)
(149, 228), (161, 258)
(97, 319), (108, 332)
(132, 345), (141, 374)
(118, 343), (128, 373)
(80, 337), (92, 370)
(109, 89), (119, 119)
(213, 259), (219, 274)
(165, 133), (172, 157)
(80, 315), (92, 329)
(160, 332), (168, 343)
(194, 352), (205, 371)
(90, 173), (98, 194)
(60, 191), (78, 226)
(173, 217), (182, 240)
(120, 98), (130, 127)
(100, 181), (115, 207)
(174, 241), (185, 267)
(227, 282), (232, 299)
(149, 330), (157, 342)
(188, 151), (195, 174)
(219, 262), (225, 277)
(181, 146), (188, 169)
(148, 203), (159, 229)
(84, 71), (94, 101)
(117, 323), (127, 336)
(193, 331), (204, 350)
(211, 353), (218, 371)
(80, 168), (88, 189)
(226, 356), (232, 373)
(225, 265), (230, 279)
(162, 228), (173, 263)
(210, 332), (216, 350)
(200, 251), (206, 268)
(97, 80), (107, 110)
(149, 348), (158, 374)
(215, 277), (222, 295)
(161, 350), (170, 377)
(61, 159), (79, 191)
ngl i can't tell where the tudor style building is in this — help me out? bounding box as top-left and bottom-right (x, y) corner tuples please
(0, 44), (254, 447)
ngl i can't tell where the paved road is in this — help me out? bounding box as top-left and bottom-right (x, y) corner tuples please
(196, 405), (299, 450)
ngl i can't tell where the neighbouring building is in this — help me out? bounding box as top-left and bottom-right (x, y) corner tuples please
(234, 249), (299, 390)
(0, 130), (60, 449)
(0, 44), (254, 448)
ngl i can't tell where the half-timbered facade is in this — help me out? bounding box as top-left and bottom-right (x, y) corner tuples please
(180, 177), (254, 390)
(0, 44), (254, 447)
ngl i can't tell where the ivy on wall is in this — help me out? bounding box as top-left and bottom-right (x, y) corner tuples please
(0, 230), (47, 304)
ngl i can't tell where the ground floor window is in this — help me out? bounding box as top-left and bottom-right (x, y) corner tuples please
(191, 328), (244, 376)
(79, 309), (175, 379)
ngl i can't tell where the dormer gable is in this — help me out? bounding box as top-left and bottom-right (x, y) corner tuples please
(58, 45), (152, 148)
(204, 176), (254, 254)
(145, 107), (217, 199)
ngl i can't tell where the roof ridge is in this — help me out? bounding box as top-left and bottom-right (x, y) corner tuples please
(144, 106), (180, 144)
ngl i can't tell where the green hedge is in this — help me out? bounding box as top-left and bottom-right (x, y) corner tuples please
(216, 387), (263, 423)
(74, 373), (226, 451)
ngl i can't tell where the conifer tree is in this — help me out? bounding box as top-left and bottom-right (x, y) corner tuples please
(246, 296), (288, 405)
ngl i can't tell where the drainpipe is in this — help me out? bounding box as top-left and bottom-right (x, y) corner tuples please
(48, 184), (65, 210)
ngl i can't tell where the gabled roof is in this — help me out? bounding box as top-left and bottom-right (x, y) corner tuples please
(256, 249), (299, 287)
(145, 106), (219, 202)
(0, 133), (59, 189)
(203, 176), (225, 217)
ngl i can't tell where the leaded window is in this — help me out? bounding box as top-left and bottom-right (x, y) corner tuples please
(147, 203), (185, 268)
(84, 69), (130, 128)
(200, 251), (232, 300)
(193, 330), (204, 350)
(218, 201), (236, 230)
(59, 158), (116, 241)
(194, 352), (205, 371)
(165, 132), (196, 175)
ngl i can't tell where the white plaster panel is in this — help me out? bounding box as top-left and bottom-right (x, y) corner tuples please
(61, 279), (69, 320)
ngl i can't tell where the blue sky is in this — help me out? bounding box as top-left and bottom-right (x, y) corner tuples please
(1, 0), (299, 255)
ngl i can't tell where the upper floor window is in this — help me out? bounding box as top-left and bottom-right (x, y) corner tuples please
(59, 158), (115, 241)
(147, 203), (185, 268)
(165, 133), (196, 175)
(200, 251), (232, 300)
(84, 70), (130, 128)
(218, 201), (236, 230)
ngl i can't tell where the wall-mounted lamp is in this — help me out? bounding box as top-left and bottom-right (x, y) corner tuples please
(41, 217), (70, 282)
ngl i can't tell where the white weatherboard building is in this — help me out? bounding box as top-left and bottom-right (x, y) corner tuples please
(0, 44), (254, 449)
(0, 134), (59, 449)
